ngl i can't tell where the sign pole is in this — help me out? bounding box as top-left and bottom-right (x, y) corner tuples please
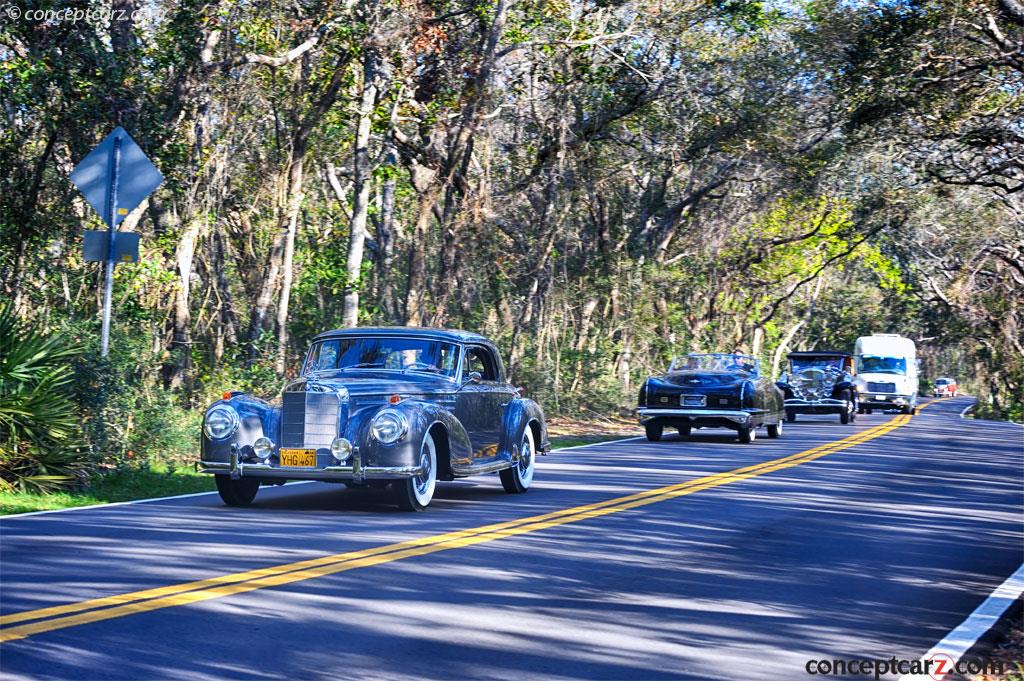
(100, 134), (121, 358)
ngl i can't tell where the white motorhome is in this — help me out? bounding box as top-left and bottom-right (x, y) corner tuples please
(855, 334), (919, 414)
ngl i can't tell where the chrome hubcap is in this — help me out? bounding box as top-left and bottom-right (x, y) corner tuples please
(415, 442), (432, 496)
(519, 440), (532, 476)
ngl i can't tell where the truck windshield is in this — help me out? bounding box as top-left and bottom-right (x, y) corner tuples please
(303, 337), (459, 377)
(858, 355), (907, 375)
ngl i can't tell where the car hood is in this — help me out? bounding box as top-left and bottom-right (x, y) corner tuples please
(284, 371), (456, 397)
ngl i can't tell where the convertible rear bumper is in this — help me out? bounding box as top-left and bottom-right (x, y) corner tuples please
(637, 407), (757, 426)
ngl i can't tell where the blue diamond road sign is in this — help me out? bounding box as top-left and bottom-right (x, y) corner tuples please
(70, 127), (163, 228)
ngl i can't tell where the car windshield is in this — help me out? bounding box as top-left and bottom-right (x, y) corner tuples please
(858, 355), (907, 375)
(935, 378), (951, 385)
(303, 337), (459, 377)
(791, 357), (844, 373)
(669, 353), (759, 375)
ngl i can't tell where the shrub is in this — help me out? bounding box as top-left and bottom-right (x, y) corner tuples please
(0, 305), (87, 491)
(72, 326), (203, 471)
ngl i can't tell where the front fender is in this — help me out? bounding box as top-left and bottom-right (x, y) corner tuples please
(200, 395), (279, 463)
(775, 382), (794, 400)
(830, 380), (855, 398)
(358, 400), (473, 470)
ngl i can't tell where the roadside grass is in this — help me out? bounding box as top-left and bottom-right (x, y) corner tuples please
(1, 417), (640, 516)
(0, 464), (215, 516)
(549, 434), (636, 449)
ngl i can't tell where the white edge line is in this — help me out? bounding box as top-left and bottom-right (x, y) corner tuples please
(0, 482), (316, 520)
(0, 435), (645, 521)
(958, 398), (1024, 428)
(898, 562), (1024, 681)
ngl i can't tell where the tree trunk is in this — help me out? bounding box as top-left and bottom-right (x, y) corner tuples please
(163, 217), (201, 389)
(341, 51), (380, 328)
(404, 183), (441, 325)
(275, 156), (303, 373)
(770, 277), (825, 379)
(376, 146), (398, 322)
(211, 224), (238, 363)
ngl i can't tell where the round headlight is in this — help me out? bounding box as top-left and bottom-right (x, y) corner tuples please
(330, 437), (353, 462)
(371, 409), (408, 444)
(254, 437), (274, 460)
(204, 405), (239, 440)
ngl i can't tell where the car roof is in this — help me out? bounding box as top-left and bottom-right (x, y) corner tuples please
(787, 351), (852, 358)
(312, 326), (491, 344)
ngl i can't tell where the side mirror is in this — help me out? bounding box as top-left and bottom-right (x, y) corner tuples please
(462, 371), (482, 386)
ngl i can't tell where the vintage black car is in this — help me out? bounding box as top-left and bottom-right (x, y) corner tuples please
(199, 327), (550, 511)
(775, 351), (859, 424)
(637, 353), (785, 443)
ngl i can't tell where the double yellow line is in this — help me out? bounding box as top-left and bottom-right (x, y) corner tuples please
(0, 405), (933, 643)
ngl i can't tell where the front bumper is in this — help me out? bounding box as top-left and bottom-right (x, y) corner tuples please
(637, 407), (755, 426)
(784, 397), (846, 413)
(860, 394), (913, 408)
(199, 450), (423, 482)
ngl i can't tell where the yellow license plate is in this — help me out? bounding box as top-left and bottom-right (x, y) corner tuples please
(279, 448), (317, 467)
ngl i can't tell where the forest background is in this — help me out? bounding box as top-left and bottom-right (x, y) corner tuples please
(1, 0), (1022, 492)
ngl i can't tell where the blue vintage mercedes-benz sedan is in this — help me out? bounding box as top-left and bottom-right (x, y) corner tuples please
(199, 327), (549, 511)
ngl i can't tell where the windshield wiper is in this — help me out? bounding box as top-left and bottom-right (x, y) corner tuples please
(341, 362), (385, 369)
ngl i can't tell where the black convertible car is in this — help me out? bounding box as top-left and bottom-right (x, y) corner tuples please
(637, 353), (785, 443)
(199, 327), (549, 511)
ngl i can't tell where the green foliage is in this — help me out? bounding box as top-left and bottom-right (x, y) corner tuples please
(0, 305), (87, 492)
(72, 325), (201, 470)
(711, 0), (781, 34)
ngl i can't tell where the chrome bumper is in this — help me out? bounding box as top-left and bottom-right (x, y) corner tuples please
(861, 394), (912, 406)
(637, 407), (754, 425)
(784, 398), (845, 407)
(198, 456), (423, 482)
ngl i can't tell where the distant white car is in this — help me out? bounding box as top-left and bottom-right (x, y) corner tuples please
(933, 377), (958, 397)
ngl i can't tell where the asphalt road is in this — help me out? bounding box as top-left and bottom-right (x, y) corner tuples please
(0, 397), (1021, 681)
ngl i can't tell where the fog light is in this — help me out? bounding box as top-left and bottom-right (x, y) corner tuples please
(331, 437), (353, 462)
(254, 437), (274, 460)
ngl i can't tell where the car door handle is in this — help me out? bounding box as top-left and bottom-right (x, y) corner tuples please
(500, 402), (511, 407)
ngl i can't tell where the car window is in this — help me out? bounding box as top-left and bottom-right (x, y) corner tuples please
(304, 341), (339, 373)
(304, 337), (459, 377)
(464, 346), (498, 381)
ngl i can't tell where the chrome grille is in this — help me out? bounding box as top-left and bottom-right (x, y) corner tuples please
(867, 381), (896, 393)
(281, 391), (339, 449)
